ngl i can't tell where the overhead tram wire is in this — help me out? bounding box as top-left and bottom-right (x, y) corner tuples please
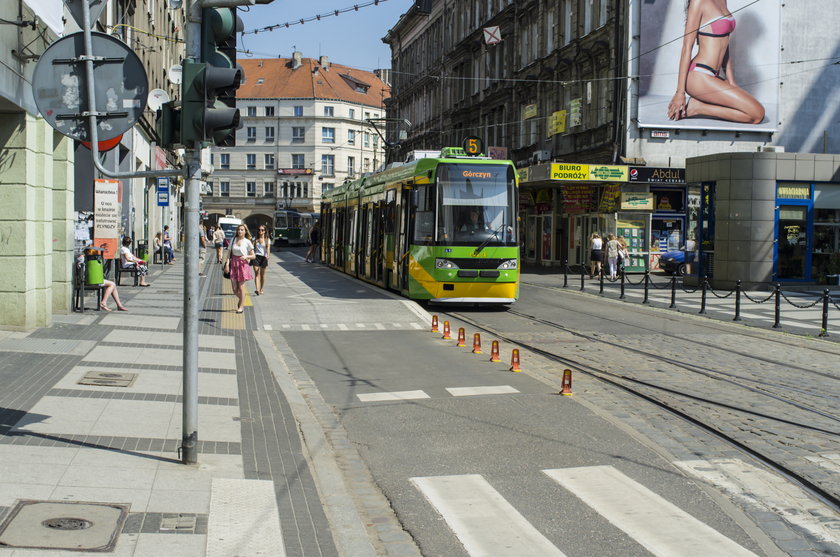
(243, 0), (390, 36)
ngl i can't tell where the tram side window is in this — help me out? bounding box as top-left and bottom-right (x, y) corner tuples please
(385, 190), (396, 235)
(413, 185), (435, 242)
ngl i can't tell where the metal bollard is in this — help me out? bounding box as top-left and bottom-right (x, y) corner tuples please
(580, 266), (585, 291)
(699, 276), (708, 314)
(733, 280), (742, 321)
(669, 275), (677, 308)
(563, 259), (568, 288)
(642, 271), (650, 304)
(619, 269), (626, 299)
(599, 267), (605, 295)
(820, 289), (829, 337)
(772, 283), (781, 329)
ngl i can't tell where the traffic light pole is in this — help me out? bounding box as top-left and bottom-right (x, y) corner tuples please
(180, 0), (204, 465)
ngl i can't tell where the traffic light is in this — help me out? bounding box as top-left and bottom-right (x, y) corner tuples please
(180, 7), (243, 147)
(155, 101), (181, 149)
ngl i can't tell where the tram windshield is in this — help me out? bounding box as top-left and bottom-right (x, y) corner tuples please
(436, 163), (517, 245)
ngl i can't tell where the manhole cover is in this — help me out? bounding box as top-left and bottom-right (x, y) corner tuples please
(43, 517), (93, 530)
(0, 500), (128, 551)
(78, 371), (137, 388)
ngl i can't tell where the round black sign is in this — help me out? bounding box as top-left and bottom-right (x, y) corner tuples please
(32, 32), (148, 142)
(462, 136), (484, 156)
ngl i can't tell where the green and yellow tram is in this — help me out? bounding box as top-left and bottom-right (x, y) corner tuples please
(320, 146), (519, 304)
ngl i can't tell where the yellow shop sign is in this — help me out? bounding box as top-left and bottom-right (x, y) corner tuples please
(551, 163), (589, 181)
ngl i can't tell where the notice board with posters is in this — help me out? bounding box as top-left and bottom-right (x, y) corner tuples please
(617, 219), (647, 272)
(93, 179), (121, 259)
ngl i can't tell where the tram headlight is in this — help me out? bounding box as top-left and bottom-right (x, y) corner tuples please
(435, 258), (459, 269)
(496, 259), (518, 270)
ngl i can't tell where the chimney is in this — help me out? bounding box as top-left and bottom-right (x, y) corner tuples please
(319, 56), (329, 70)
(291, 51), (302, 69)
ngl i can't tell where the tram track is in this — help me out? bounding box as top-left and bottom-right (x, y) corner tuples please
(443, 307), (840, 512)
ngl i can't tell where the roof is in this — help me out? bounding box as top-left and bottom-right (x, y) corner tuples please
(237, 57), (390, 108)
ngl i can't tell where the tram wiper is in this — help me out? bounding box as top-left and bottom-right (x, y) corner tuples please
(473, 223), (505, 255)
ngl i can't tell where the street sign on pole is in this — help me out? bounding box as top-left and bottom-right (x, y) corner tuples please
(65, 0), (107, 29)
(157, 178), (170, 207)
(31, 32), (148, 142)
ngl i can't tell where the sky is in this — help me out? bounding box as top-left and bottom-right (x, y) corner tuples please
(237, 0), (414, 72)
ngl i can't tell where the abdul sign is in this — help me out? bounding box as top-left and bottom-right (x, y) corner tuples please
(628, 167), (685, 184)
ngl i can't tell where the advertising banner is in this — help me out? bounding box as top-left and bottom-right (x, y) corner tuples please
(550, 164), (629, 182)
(629, 167), (685, 183)
(637, 0), (780, 132)
(561, 184), (594, 214)
(93, 179), (121, 259)
(621, 192), (655, 211)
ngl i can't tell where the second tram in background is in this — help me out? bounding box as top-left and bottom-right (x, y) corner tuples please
(320, 142), (519, 304)
(273, 210), (318, 246)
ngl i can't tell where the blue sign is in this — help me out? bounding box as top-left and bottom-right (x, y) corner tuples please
(157, 178), (170, 207)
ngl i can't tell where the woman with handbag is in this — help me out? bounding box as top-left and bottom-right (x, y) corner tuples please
(252, 225), (271, 295)
(224, 224), (255, 313)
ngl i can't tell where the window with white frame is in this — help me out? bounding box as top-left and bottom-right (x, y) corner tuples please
(246, 181), (256, 197)
(265, 106), (275, 116)
(293, 105), (303, 116)
(347, 129), (356, 145)
(206, 181), (213, 195)
(247, 106), (256, 117)
(292, 127), (305, 143)
(265, 126), (275, 141)
(246, 127), (256, 142)
(321, 155), (335, 176)
(246, 154), (256, 169)
(584, 0), (593, 34)
(546, 9), (555, 53)
(264, 181), (274, 196)
(324, 106), (334, 117)
(220, 181), (230, 196)
(347, 156), (355, 176)
(322, 182), (334, 193)
(220, 153), (230, 169)
(363, 132), (370, 147)
(264, 154), (275, 169)
(322, 127), (335, 143)
(349, 108), (356, 119)
(599, 0), (607, 28)
(563, 0), (572, 46)
(291, 154), (305, 169)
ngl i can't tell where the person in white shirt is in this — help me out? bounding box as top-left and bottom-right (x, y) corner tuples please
(224, 224), (255, 313)
(119, 236), (150, 286)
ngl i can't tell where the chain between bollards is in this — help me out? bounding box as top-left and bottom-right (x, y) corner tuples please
(819, 288), (829, 337)
(669, 275), (677, 308)
(699, 276), (708, 314)
(772, 283), (782, 329)
(642, 271), (650, 304)
(733, 280), (742, 321)
(619, 269), (626, 299)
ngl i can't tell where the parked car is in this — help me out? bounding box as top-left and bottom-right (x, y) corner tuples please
(659, 250), (696, 275)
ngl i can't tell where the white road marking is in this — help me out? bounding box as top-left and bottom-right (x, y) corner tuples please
(356, 390), (430, 402)
(374, 323), (386, 330)
(301, 324), (311, 331)
(282, 324), (291, 329)
(410, 323), (424, 330)
(411, 474), (566, 557)
(263, 324), (273, 330)
(544, 465), (757, 557)
(321, 324), (330, 328)
(355, 323), (366, 328)
(206, 478), (285, 557)
(676, 458), (840, 545)
(446, 386), (520, 397)
(337, 323), (349, 331)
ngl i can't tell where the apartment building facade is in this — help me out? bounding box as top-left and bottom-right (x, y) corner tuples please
(204, 54), (390, 232)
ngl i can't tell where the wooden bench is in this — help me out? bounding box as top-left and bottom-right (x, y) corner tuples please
(115, 261), (140, 286)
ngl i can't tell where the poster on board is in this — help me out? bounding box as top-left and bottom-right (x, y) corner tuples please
(637, 0), (779, 132)
(93, 179), (121, 259)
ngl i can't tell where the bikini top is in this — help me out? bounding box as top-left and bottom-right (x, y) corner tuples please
(698, 15), (736, 37)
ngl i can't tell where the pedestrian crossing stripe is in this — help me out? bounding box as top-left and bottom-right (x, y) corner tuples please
(544, 466), (758, 557)
(411, 474), (566, 557)
(412, 466), (760, 557)
(356, 390), (430, 402)
(264, 323), (426, 331)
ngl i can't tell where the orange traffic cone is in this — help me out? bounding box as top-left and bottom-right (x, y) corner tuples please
(509, 349), (521, 372)
(560, 368), (573, 395)
(431, 314), (439, 333)
(489, 340), (501, 362)
(472, 333), (482, 354)
(456, 327), (466, 347)
(442, 321), (451, 340)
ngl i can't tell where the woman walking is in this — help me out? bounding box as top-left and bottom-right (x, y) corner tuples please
(589, 233), (603, 278)
(606, 234), (621, 280)
(212, 226), (226, 263)
(252, 225), (271, 295)
(305, 221), (321, 263)
(224, 224), (255, 313)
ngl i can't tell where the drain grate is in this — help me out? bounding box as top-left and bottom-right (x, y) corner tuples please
(0, 500), (128, 551)
(78, 371), (137, 388)
(160, 515), (197, 531)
